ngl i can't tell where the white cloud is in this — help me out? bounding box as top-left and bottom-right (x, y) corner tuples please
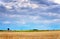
(1, 13), (60, 25)
(53, 0), (60, 4)
(16, 20), (26, 25)
(52, 19), (60, 22)
(28, 3), (39, 9)
(39, 12), (60, 18)
(3, 21), (11, 24)
(5, 6), (12, 10)
(0, 0), (39, 11)
(0, 0), (60, 29)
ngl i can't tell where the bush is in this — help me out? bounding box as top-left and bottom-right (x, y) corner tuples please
(33, 29), (38, 31)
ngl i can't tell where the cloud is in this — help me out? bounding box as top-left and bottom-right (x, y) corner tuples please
(0, 5), (7, 12)
(4, 4), (13, 10)
(2, 21), (11, 24)
(0, 0), (59, 13)
(0, 0), (40, 12)
(39, 12), (60, 19)
(52, 0), (60, 4)
(1, 13), (60, 25)
(16, 20), (27, 25)
(46, 5), (60, 13)
(0, 0), (60, 29)
(30, 0), (58, 6)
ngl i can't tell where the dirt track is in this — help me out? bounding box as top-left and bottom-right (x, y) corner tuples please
(0, 31), (60, 39)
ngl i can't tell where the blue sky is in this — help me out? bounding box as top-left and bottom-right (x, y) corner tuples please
(0, 0), (60, 30)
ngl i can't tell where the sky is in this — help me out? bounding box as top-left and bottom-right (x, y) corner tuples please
(0, 0), (60, 30)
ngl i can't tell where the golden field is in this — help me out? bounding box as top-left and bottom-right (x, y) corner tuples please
(0, 31), (60, 39)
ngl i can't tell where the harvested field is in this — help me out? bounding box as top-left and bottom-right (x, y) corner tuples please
(0, 31), (60, 39)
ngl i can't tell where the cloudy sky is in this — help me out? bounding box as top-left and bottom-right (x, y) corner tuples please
(0, 0), (60, 30)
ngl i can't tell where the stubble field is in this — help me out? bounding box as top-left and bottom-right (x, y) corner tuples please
(0, 31), (60, 39)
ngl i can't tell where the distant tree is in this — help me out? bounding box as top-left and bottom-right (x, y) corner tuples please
(7, 28), (10, 31)
(33, 29), (38, 31)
